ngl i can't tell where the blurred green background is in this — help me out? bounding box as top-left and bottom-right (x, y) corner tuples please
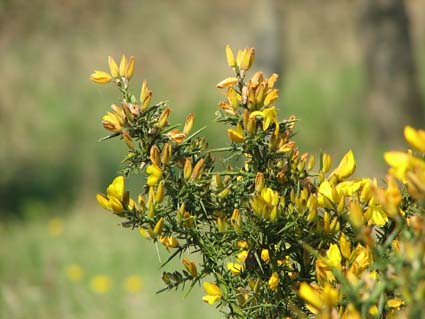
(1, 1), (424, 318)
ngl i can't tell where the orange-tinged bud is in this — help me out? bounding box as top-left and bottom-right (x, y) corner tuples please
(167, 129), (186, 144)
(216, 77), (238, 89)
(191, 158), (205, 181)
(90, 70), (112, 84)
(150, 145), (161, 166)
(159, 236), (179, 248)
(225, 44), (236, 67)
(218, 102), (236, 116)
(157, 108), (170, 129)
(278, 141), (296, 153)
(255, 172), (265, 192)
(125, 56), (135, 79)
(184, 158), (193, 180)
(183, 211), (194, 228)
(122, 131), (134, 149)
(140, 80), (152, 111)
(183, 113), (194, 135)
(119, 54), (127, 77)
(182, 258), (198, 277)
(108, 56), (119, 78)
(161, 143), (172, 165)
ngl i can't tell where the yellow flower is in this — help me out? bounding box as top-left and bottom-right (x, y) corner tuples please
(227, 262), (244, 275)
(326, 244), (341, 270)
(330, 150), (356, 180)
(146, 164), (163, 186)
(404, 125), (425, 153)
(299, 282), (339, 314)
(102, 111), (122, 132)
(237, 250), (248, 262)
(225, 44), (236, 67)
(90, 70), (112, 84)
(66, 264), (84, 282)
(108, 56), (119, 78)
(90, 275), (112, 294)
(384, 151), (411, 181)
(159, 236), (180, 248)
(202, 282), (222, 304)
(387, 297), (404, 308)
(48, 217), (63, 237)
(123, 275), (143, 293)
(268, 272), (279, 291)
(261, 249), (270, 264)
(96, 176), (127, 214)
(182, 258), (198, 277)
(250, 106), (279, 135)
(140, 80), (152, 111)
(228, 124), (244, 143)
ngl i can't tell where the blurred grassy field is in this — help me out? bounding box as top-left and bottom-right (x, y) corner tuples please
(0, 208), (217, 319)
(1, 1), (424, 318)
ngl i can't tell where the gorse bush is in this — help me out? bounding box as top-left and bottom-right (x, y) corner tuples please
(92, 46), (425, 319)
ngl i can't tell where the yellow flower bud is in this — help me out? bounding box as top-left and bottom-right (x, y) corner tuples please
(263, 89), (279, 107)
(153, 217), (164, 236)
(184, 158), (193, 181)
(108, 56), (119, 78)
(227, 262), (244, 275)
(202, 282), (222, 305)
(155, 181), (165, 203)
(161, 143), (172, 165)
(268, 272), (279, 291)
(157, 108), (170, 129)
(119, 54), (127, 77)
(217, 216), (227, 232)
(90, 70), (112, 84)
(321, 152), (332, 173)
(216, 77), (238, 89)
(183, 113), (194, 135)
(96, 193), (111, 210)
(182, 258), (198, 277)
(225, 44), (236, 68)
(150, 145), (161, 166)
(159, 236), (179, 248)
(255, 172), (265, 192)
(191, 158), (205, 181)
(261, 249), (270, 264)
(122, 131), (134, 149)
(404, 125), (425, 153)
(140, 80), (152, 111)
(125, 56), (135, 79)
(349, 201), (364, 228)
(331, 150), (356, 180)
(166, 129), (186, 144)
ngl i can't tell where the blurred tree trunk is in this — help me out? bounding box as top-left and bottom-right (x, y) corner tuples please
(252, 0), (283, 79)
(356, 0), (424, 145)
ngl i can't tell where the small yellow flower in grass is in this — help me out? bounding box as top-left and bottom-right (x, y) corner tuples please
(48, 217), (63, 237)
(268, 272), (279, 291)
(124, 275), (143, 294)
(404, 125), (425, 153)
(90, 275), (112, 294)
(227, 262), (244, 275)
(90, 70), (112, 84)
(202, 282), (222, 304)
(66, 264), (84, 282)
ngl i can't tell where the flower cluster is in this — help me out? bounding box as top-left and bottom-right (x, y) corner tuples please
(92, 48), (425, 318)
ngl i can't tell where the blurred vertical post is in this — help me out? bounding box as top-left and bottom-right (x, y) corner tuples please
(252, 0), (283, 80)
(356, 0), (424, 145)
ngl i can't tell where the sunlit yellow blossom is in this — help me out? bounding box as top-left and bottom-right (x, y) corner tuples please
(182, 258), (198, 277)
(119, 54), (127, 77)
(167, 129), (186, 144)
(387, 297), (404, 308)
(48, 217), (63, 237)
(125, 56), (135, 79)
(225, 44), (236, 67)
(90, 70), (112, 84)
(268, 272), (279, 291)
(228, 124), (244, 143)
(90, 275), (112, 294)
(159, 236), (180, 248)
(123, 275), (143, 293)
(102, 112), (122, 132)
(326, 244), (341, 270)
(237, 250), (248, 262)
(384, 151), (411, 181)
(108, 56), (119, 78)
(66, 264), (84, 282)
(261, 249), (270, 264)
(140, 80), (152, 111)
(404, 125), (425, 153)
(146, 164), (163, 186)
(202, 282), (222, 304)
(250, 106), (279, 135)
(299, 282), (339, 314)
(330, 150), (356, 180)
(227, 262), (244, 275)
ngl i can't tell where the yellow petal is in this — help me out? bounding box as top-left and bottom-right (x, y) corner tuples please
(108, 56), (119, 78)
(299, 282), (322, 310)
(119, 54), (127, 77)
(216, 77), (238, 89)
(107, 176), (125, 200)
(326, 244), (342, 269)
(268, 272), (279, 291)
(225, 44), (236, 67)
(125, 56), (135, 79)
(404, 125), (425, 153)
(331, 150), (356, 180)
(90, 70), (112, 84)
(228, 128), (244, 143)
(96, 193), (111, 210)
